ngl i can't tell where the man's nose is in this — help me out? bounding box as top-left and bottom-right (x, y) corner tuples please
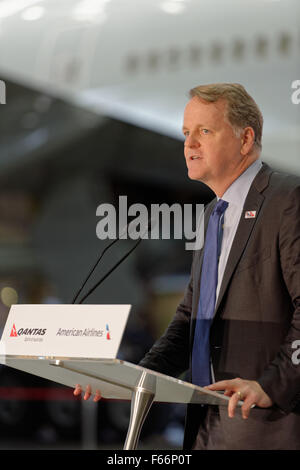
(184, 133), (200, 148)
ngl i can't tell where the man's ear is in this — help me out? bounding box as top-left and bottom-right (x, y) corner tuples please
(240, 127), (255, 155)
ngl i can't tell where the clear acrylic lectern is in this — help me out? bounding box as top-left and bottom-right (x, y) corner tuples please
(0, 355), (232, 450)
(0, 305), (235, 450)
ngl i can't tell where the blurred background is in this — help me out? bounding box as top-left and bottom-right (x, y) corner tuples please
(0, 0), (299, 450)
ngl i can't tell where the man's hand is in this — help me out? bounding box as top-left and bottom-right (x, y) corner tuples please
(205, 378), (273, 419)
(73, 384), (102, 402)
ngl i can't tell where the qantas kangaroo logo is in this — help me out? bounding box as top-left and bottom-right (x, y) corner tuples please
(10, 324), (18, 337)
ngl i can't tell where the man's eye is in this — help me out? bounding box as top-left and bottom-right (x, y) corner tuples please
(202, 129), (209, 134)
(184, 131), (189, 137)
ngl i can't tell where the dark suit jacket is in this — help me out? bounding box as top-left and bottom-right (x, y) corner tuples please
(139, 162), (300, 449)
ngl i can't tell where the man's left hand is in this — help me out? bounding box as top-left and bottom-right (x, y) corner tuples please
(205, 378), (273, 419)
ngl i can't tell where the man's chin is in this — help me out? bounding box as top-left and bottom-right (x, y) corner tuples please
(187, 169), (205, 182)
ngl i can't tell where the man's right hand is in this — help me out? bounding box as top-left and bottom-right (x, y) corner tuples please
(73, 384), (102, 402)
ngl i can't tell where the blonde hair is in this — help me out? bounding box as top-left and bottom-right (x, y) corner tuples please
(189, 83), (263, 150)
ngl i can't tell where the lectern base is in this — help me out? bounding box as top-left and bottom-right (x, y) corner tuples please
(124, 388), (154, 450)
(124, 370), (156, 450)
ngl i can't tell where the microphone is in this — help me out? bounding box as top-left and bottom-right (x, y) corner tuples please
(71, 217), (155, 304)
(71, 221), (133, 304)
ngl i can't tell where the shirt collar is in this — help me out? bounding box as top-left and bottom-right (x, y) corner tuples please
(220, 159), (262, 206)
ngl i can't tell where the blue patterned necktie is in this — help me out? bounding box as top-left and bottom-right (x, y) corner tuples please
(192, 198), (228, 387)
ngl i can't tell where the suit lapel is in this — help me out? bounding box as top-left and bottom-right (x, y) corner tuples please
(213, 163), (273, 316)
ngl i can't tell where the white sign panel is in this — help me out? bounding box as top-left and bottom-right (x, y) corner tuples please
(0, 304), (131, 359)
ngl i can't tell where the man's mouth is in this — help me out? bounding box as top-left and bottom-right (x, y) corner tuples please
(190, 156), (201, 160)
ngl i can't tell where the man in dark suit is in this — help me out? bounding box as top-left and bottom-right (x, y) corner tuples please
(138, 83), (300, 449)
(75, 83), (300, 449)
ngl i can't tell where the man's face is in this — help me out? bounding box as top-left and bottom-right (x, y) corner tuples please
(182, 96), (243, 187)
